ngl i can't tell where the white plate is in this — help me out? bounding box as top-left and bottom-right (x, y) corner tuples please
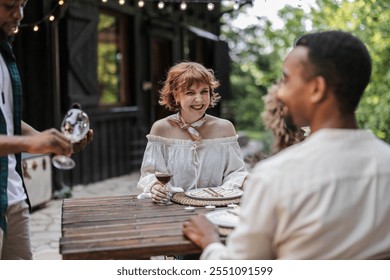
(185, 187), (243, 200)
(206, 209), (239, 228)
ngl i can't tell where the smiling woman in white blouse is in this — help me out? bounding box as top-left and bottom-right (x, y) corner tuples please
(137, 61), (249, 203)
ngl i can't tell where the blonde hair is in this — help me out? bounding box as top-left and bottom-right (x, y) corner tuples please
(262, 83), (305, 153)
(159, 62), (221, 111)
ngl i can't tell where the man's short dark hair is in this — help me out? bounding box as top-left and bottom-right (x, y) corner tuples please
(295, 30), (372, 113)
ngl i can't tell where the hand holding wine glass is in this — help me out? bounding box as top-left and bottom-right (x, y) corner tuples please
(52, 107), (90, 170)
(153, 162), (173, 205)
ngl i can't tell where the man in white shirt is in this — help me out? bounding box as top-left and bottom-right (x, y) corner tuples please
(0, 0), (92, 259)
(182, 30), (390, 259)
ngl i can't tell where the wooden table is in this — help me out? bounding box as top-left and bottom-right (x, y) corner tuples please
(60, 195), (225, 259)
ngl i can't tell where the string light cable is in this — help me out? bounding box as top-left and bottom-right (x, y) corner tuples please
(101, 0), (253, 11)
(15, 0), (253, 33)
(16, 0), (67, 33)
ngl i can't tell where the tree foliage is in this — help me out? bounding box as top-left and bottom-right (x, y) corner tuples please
(223, 0), (390, 142)
(312, 0), (390, 141)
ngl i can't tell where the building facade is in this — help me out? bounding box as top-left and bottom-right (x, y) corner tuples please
(14, 0), (234, 190)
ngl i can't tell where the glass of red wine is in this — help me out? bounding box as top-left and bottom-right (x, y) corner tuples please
(154, 162), (173, 205)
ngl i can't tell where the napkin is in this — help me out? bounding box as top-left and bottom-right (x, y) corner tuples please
(167, 185), (185, 193)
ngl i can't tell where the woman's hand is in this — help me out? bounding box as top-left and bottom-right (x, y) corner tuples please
(150, 183), (169, 203)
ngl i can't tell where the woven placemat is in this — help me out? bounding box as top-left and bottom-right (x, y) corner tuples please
(172, 192), (241, 207)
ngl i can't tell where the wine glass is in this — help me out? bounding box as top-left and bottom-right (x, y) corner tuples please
(52, 108), (90, 170)
(154, 163), (173, 205)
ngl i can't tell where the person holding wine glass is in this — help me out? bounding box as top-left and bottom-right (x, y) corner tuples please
(137, 61), (249, 204)
(0, 1), (93, 259)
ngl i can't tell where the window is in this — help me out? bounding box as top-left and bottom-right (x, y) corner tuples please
(97, 10), (129, 106)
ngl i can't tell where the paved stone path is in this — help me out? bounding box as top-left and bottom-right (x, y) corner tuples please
(30, 171), (141, 260)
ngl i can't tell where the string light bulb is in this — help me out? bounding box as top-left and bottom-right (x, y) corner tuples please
(33, 25), (39, 32)
(157, 1), (165, 9)
(102, 0), (108, 2)
(58, 0), (64, 5)
(207, 2), (214, 11)
(49, 15), (55, 21)
(137, 0), (145, 7)
(118, 0), (125, 5)
(180, 1), (187, 10)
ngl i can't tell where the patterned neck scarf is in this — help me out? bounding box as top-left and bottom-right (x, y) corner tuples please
(168, 112), (207, 141)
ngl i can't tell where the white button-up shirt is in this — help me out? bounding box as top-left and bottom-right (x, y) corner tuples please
(202, 129), (390, 259)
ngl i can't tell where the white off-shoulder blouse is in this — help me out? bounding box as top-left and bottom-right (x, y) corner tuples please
(137, 134), (249, 199)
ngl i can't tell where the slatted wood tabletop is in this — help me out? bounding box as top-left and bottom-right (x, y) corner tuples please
(60, 195), (224, 259)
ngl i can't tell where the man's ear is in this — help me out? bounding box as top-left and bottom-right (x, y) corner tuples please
(310, 76), (327, 104)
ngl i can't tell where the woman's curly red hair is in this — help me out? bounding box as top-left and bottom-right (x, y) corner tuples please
(159, 62), (221, 111)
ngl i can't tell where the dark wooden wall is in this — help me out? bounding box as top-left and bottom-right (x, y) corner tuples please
(70, 107), (148, 185)
(14, 0), (57, 130)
